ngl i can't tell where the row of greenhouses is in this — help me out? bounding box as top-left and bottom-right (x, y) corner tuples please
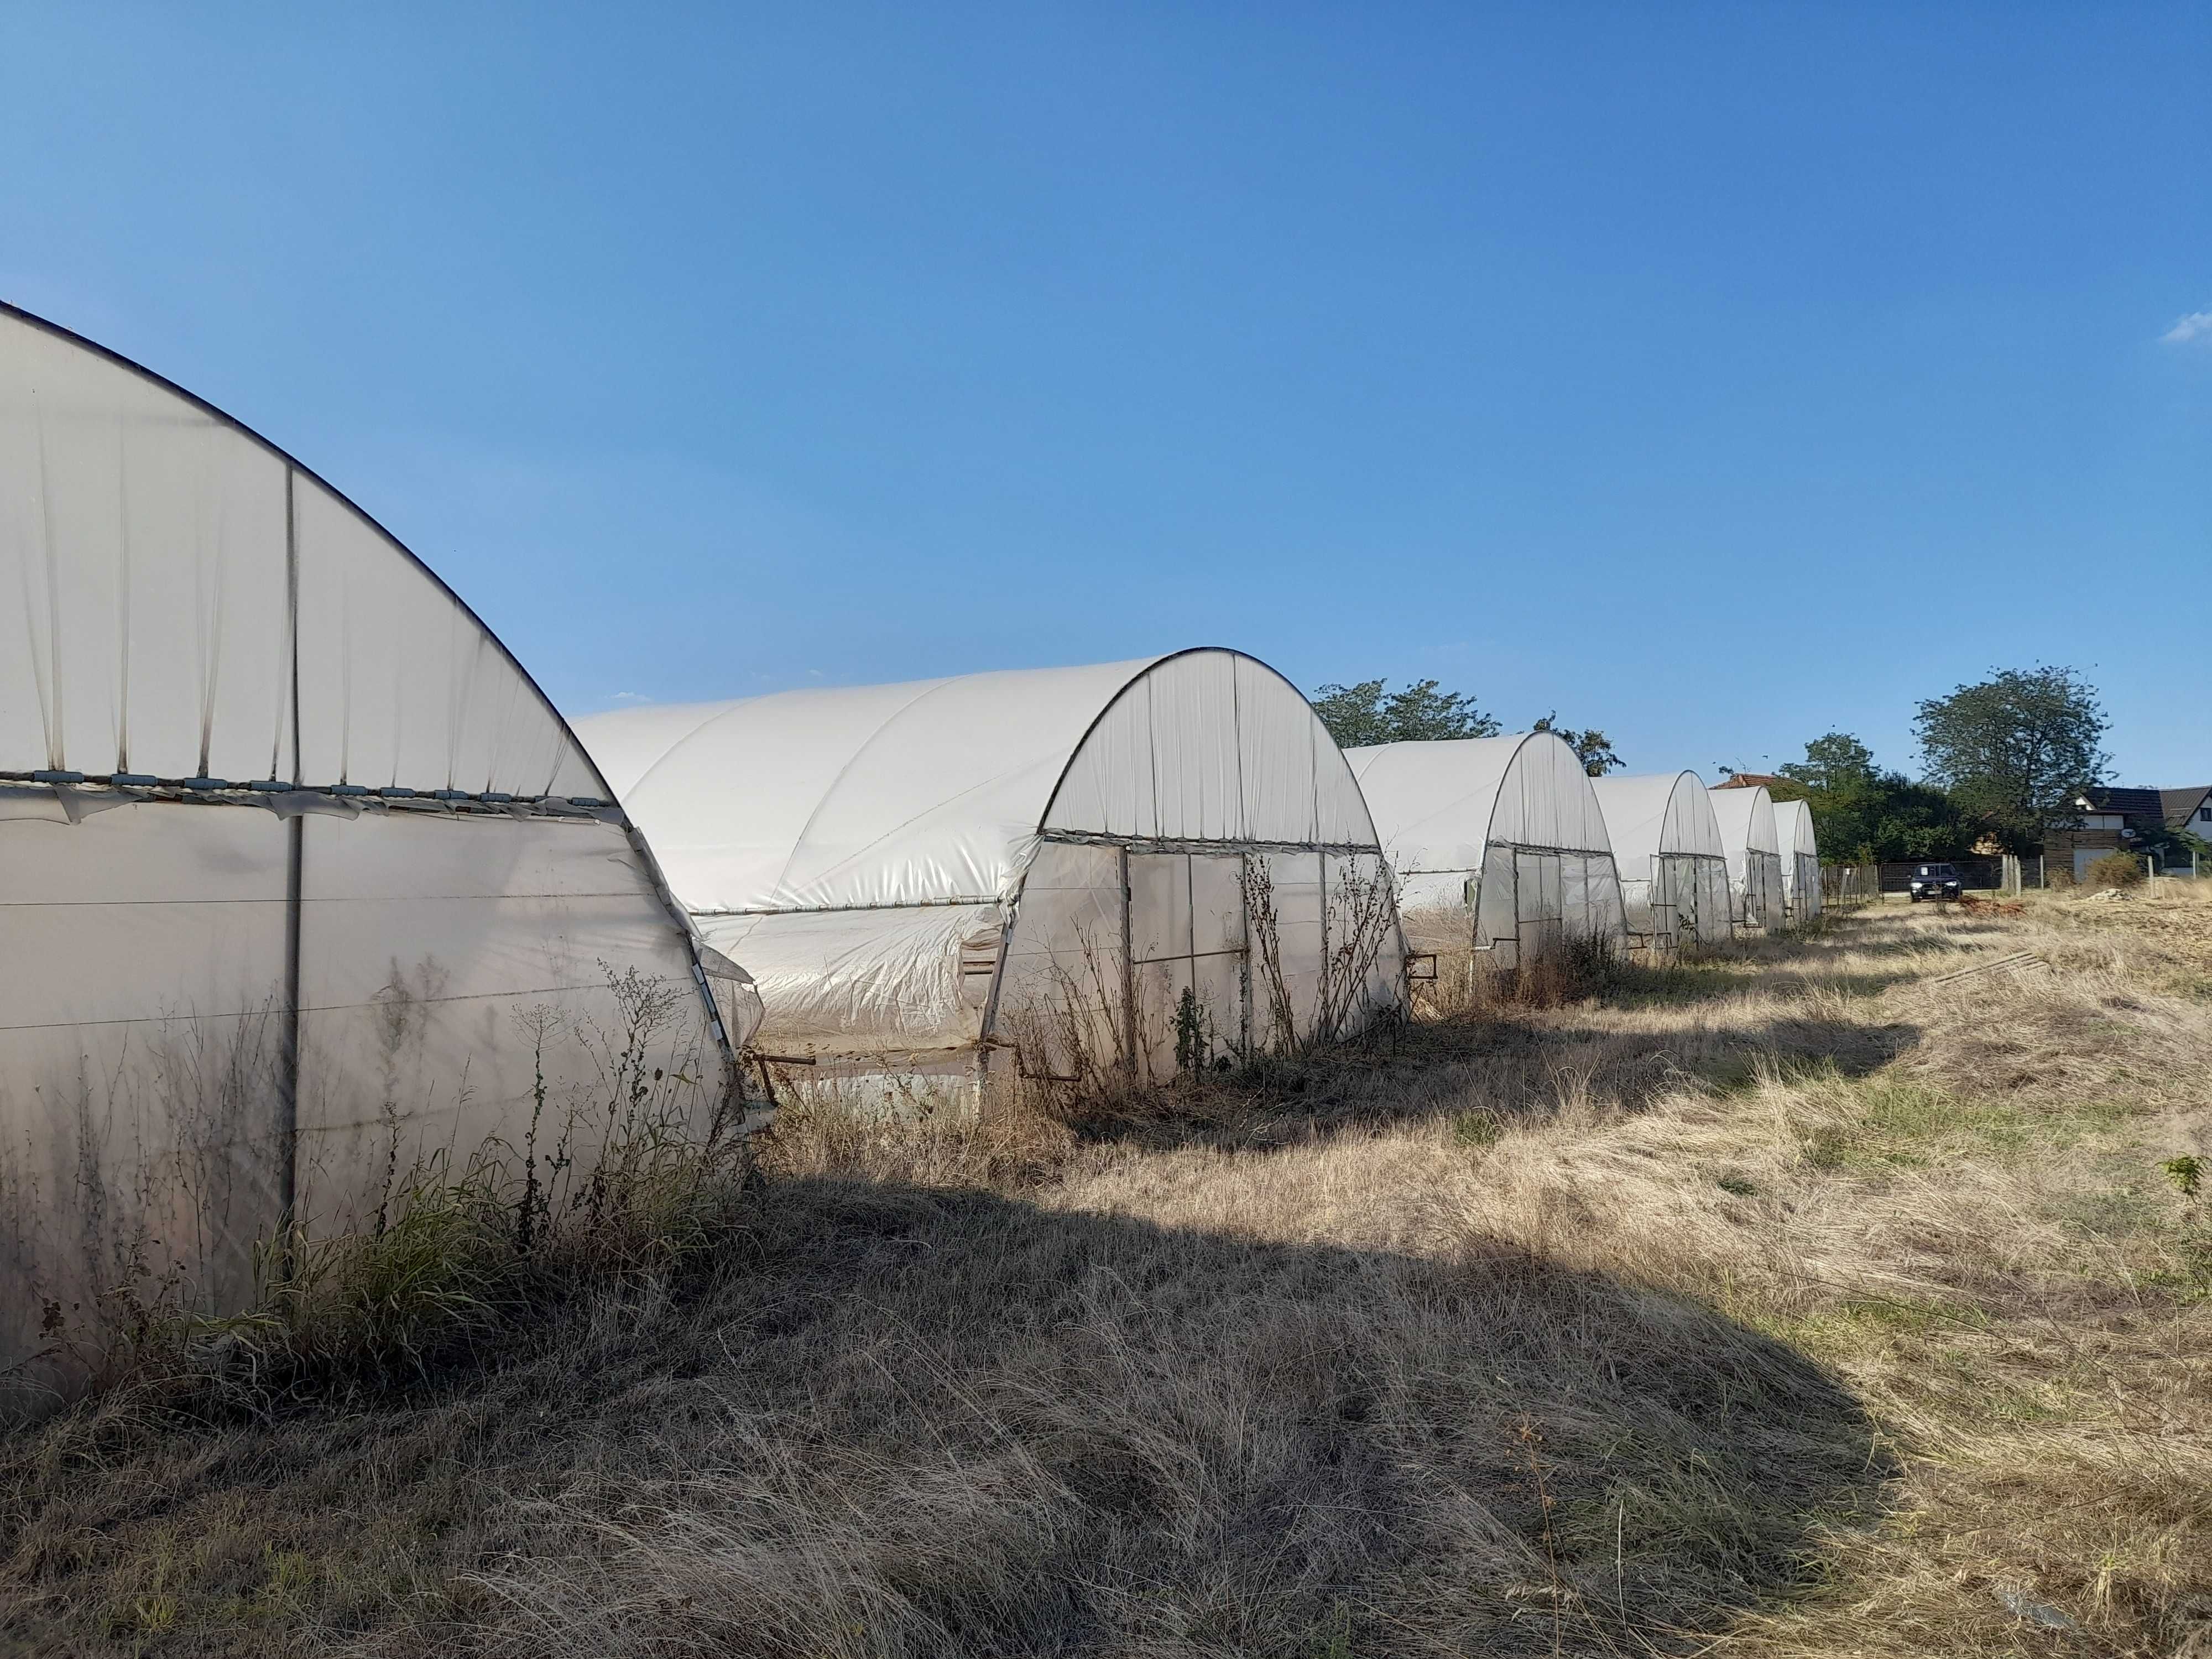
(578, 677), (1822, 1093)
(0, 307), (1820, 1396)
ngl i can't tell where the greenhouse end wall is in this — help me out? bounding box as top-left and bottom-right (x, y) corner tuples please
(1349, 735), (1627, 978)
(0, 304), (740, 1410)
(996, 840), (1400, 1091)
(1635, 853), (1734, 954)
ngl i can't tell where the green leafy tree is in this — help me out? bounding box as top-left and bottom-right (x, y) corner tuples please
(1780, 732), (1877, 795)
(1311, 679), (1500, 749)
(1870, 782), (1979, 862)
(1531, 713), (1623, 776)
(1777, 729), (1973, 862)
(1913, 666), (2108, 851)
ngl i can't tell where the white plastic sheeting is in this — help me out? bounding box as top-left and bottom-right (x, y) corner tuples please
(1708, 785), (1786, 935)
(1590, 771), (1733, 955)
(1346, 733), (1627, 971)
(578, 650), (1403, 1092)
(701, 904), (999, 1052)
(585, 652), (1378, 914)
(0, 322), (603, 799)
(1772, 799), (1823, 925)
(0, 305), (747, 1404)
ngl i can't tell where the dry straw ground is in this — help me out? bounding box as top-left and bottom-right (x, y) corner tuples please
(4, 887), (2210, 1656)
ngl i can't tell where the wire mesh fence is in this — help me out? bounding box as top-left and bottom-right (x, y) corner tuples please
(1823, 857), (2047, 901)
(1820, 864), (1880, 906)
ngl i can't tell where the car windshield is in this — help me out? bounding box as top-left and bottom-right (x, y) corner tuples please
(1916, 865), (1955, 877)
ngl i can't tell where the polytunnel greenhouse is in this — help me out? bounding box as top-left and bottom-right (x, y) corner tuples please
(1708, 783), (1786, 936)
(577, 650), (1406, 1106)
(1589, 770), (1733, 956)
(0, 304), (754, 1404)
(1344, 733), (1627, 975)
(1772, 799), (1823, 925)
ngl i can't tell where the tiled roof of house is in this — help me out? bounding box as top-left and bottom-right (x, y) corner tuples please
(2081, 786), (2163, 821)
(2159, 786), (2212, 829)
(2079, 785), (2212, 831)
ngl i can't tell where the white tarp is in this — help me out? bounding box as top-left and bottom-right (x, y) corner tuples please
(1707, 784), (1786, 935)
(1590, 771), (1733, 953)
(0, 304), (745, 1404)
(578, 650), (1404, 1084)
(1345, 733), (1627, 970)
(1772, 799), (1823, 924)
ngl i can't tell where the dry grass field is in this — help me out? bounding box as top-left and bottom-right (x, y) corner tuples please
(4, 886), (2210, 1656)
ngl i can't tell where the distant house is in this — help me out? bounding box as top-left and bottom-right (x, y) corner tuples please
(1715, 773), (1783, 790)
(2046, 784), (2212, 878)
(2158, 785), (2212, 835)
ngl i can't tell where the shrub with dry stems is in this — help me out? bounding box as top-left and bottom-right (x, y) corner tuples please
(2084, 849), (2147, 888)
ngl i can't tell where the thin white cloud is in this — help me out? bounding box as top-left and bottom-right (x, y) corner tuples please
(609, 691), (650, 703)
(2161, 309), (2212, 346)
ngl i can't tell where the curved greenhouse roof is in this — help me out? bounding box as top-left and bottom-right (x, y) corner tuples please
(1346, 734), (1615, 885)
(1590, 770), (1732, 952)
(1589, 771), (1725, 885)
(1708, 784), (1781, 867)
(1345, 733), (1625, 965)
(1773, 799), (1817, 862)
(578, 650), (1403, 1087)
(583, 649), (1385, 915)
(1708, 783), (1785, 932)
(0, 303), (745, 1402)
(1772, 798), (1823, 922)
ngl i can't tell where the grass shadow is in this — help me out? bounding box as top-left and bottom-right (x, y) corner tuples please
(1052, 1012), (1922, 1155)
(1, 1177), (1895, 1658)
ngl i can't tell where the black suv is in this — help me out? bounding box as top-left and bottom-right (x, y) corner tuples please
(1907, 863), (1963, 902)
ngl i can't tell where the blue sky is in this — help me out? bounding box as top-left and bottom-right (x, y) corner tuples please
(4, 3), (2206, 784)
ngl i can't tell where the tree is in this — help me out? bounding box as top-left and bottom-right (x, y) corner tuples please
(1780, 732), (1876, 795)
(1860, 778), (1975, 862)
(1531, 713), (1623, 776)
(1913, 666), (2108, 851)
(1776, 729), (1973, 863)
(1310, 679), (1499, 749)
